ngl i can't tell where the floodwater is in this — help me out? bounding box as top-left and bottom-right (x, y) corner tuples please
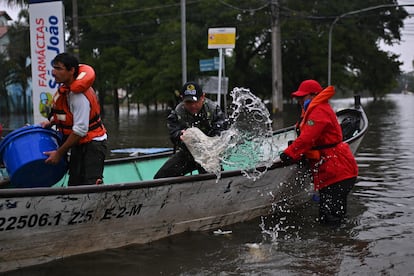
(2, 93), (414, 275)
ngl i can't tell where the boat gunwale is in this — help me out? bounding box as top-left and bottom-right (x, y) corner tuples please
(0, 161), (288, 198)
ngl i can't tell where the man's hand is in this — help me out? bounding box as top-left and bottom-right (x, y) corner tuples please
(40, 121), (52, 128)
(44, 150), (64, 165)
(179, 129), (186, 141)
(279, 152), (293, 165)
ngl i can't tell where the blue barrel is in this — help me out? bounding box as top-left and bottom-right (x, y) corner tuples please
(0, 125), (67, 188)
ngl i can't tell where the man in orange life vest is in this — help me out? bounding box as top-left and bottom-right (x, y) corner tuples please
(41, 53), (107, 186)
(279, 79), (358, 224)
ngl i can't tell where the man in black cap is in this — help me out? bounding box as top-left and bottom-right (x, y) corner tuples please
(154, 81), (228, 178)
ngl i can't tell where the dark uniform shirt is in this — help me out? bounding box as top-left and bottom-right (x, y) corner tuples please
(167, 98), (228, 150)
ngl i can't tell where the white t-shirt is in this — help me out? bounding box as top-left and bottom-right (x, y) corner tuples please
(68, 92), (107, 140)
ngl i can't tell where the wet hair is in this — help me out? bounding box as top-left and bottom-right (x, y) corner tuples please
(52, 53), (79, 78)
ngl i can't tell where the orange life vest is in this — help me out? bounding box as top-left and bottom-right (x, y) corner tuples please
(51, 65), (106, 144)
(71, 64), (95, 93)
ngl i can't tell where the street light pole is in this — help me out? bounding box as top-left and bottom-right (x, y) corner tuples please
(327, 4), (414, 85)
(327, 16), (340, 86)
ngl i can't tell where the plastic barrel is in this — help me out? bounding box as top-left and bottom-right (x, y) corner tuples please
(0, 125), (67, 188)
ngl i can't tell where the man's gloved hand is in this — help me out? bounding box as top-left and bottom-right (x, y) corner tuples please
(279, 152), (293, 165)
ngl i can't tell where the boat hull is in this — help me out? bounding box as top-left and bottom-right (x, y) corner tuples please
(0, 164), (310, 271)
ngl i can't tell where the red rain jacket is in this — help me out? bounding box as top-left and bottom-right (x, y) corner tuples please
(284, 86), (358, 190)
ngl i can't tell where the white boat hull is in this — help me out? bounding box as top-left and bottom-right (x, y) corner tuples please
(0, 164), (310, 271)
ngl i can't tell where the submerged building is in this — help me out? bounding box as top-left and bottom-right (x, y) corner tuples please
(0, 10), (32, 116)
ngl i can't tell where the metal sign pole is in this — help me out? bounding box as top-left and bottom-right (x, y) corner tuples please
(207, 27), (235, 107)
(217, 48), (223, 107)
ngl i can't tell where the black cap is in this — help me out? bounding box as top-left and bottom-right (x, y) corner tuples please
(181, 81), (203, 102)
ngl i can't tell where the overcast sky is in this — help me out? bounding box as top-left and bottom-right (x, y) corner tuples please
(380, 1), (414, 72)
(1, 2), (413, 72)
(0, 2), (20, 21)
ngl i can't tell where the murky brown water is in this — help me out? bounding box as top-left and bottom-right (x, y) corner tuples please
(3, 94), (414, 275)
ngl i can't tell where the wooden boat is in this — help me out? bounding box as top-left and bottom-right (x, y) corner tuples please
(0, 96), (368, 272)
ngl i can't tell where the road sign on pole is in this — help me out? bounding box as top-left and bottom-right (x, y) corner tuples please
(198, 76), (228, 95)
(207, 27), (235, 107)
(199, 59), (214, 72)
(199, 58), (220, 72)
(208, 28), (236, 49)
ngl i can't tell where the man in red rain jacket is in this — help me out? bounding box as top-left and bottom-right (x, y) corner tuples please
(280, 79), (358, 224)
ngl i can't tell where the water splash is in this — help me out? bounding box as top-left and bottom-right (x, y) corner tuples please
(182, 87), (280, 180)
(259, 198), (300, 242)
(221, 87), (278, 179)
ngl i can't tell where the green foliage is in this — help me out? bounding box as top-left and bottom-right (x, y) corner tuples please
(1, 0), (410, 115)
(280, 0), (407, 99)
(1, 9), (30, 116)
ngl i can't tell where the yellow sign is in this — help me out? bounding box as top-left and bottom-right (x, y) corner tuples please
(208, 27), (236, 49)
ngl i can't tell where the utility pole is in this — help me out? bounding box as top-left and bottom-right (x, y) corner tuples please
(270, 0), (283, 114)
(72, 0), (79, 58)
(181, 0), (187, 85)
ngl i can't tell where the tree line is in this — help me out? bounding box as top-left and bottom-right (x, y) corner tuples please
(1, 0), (411, 118)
